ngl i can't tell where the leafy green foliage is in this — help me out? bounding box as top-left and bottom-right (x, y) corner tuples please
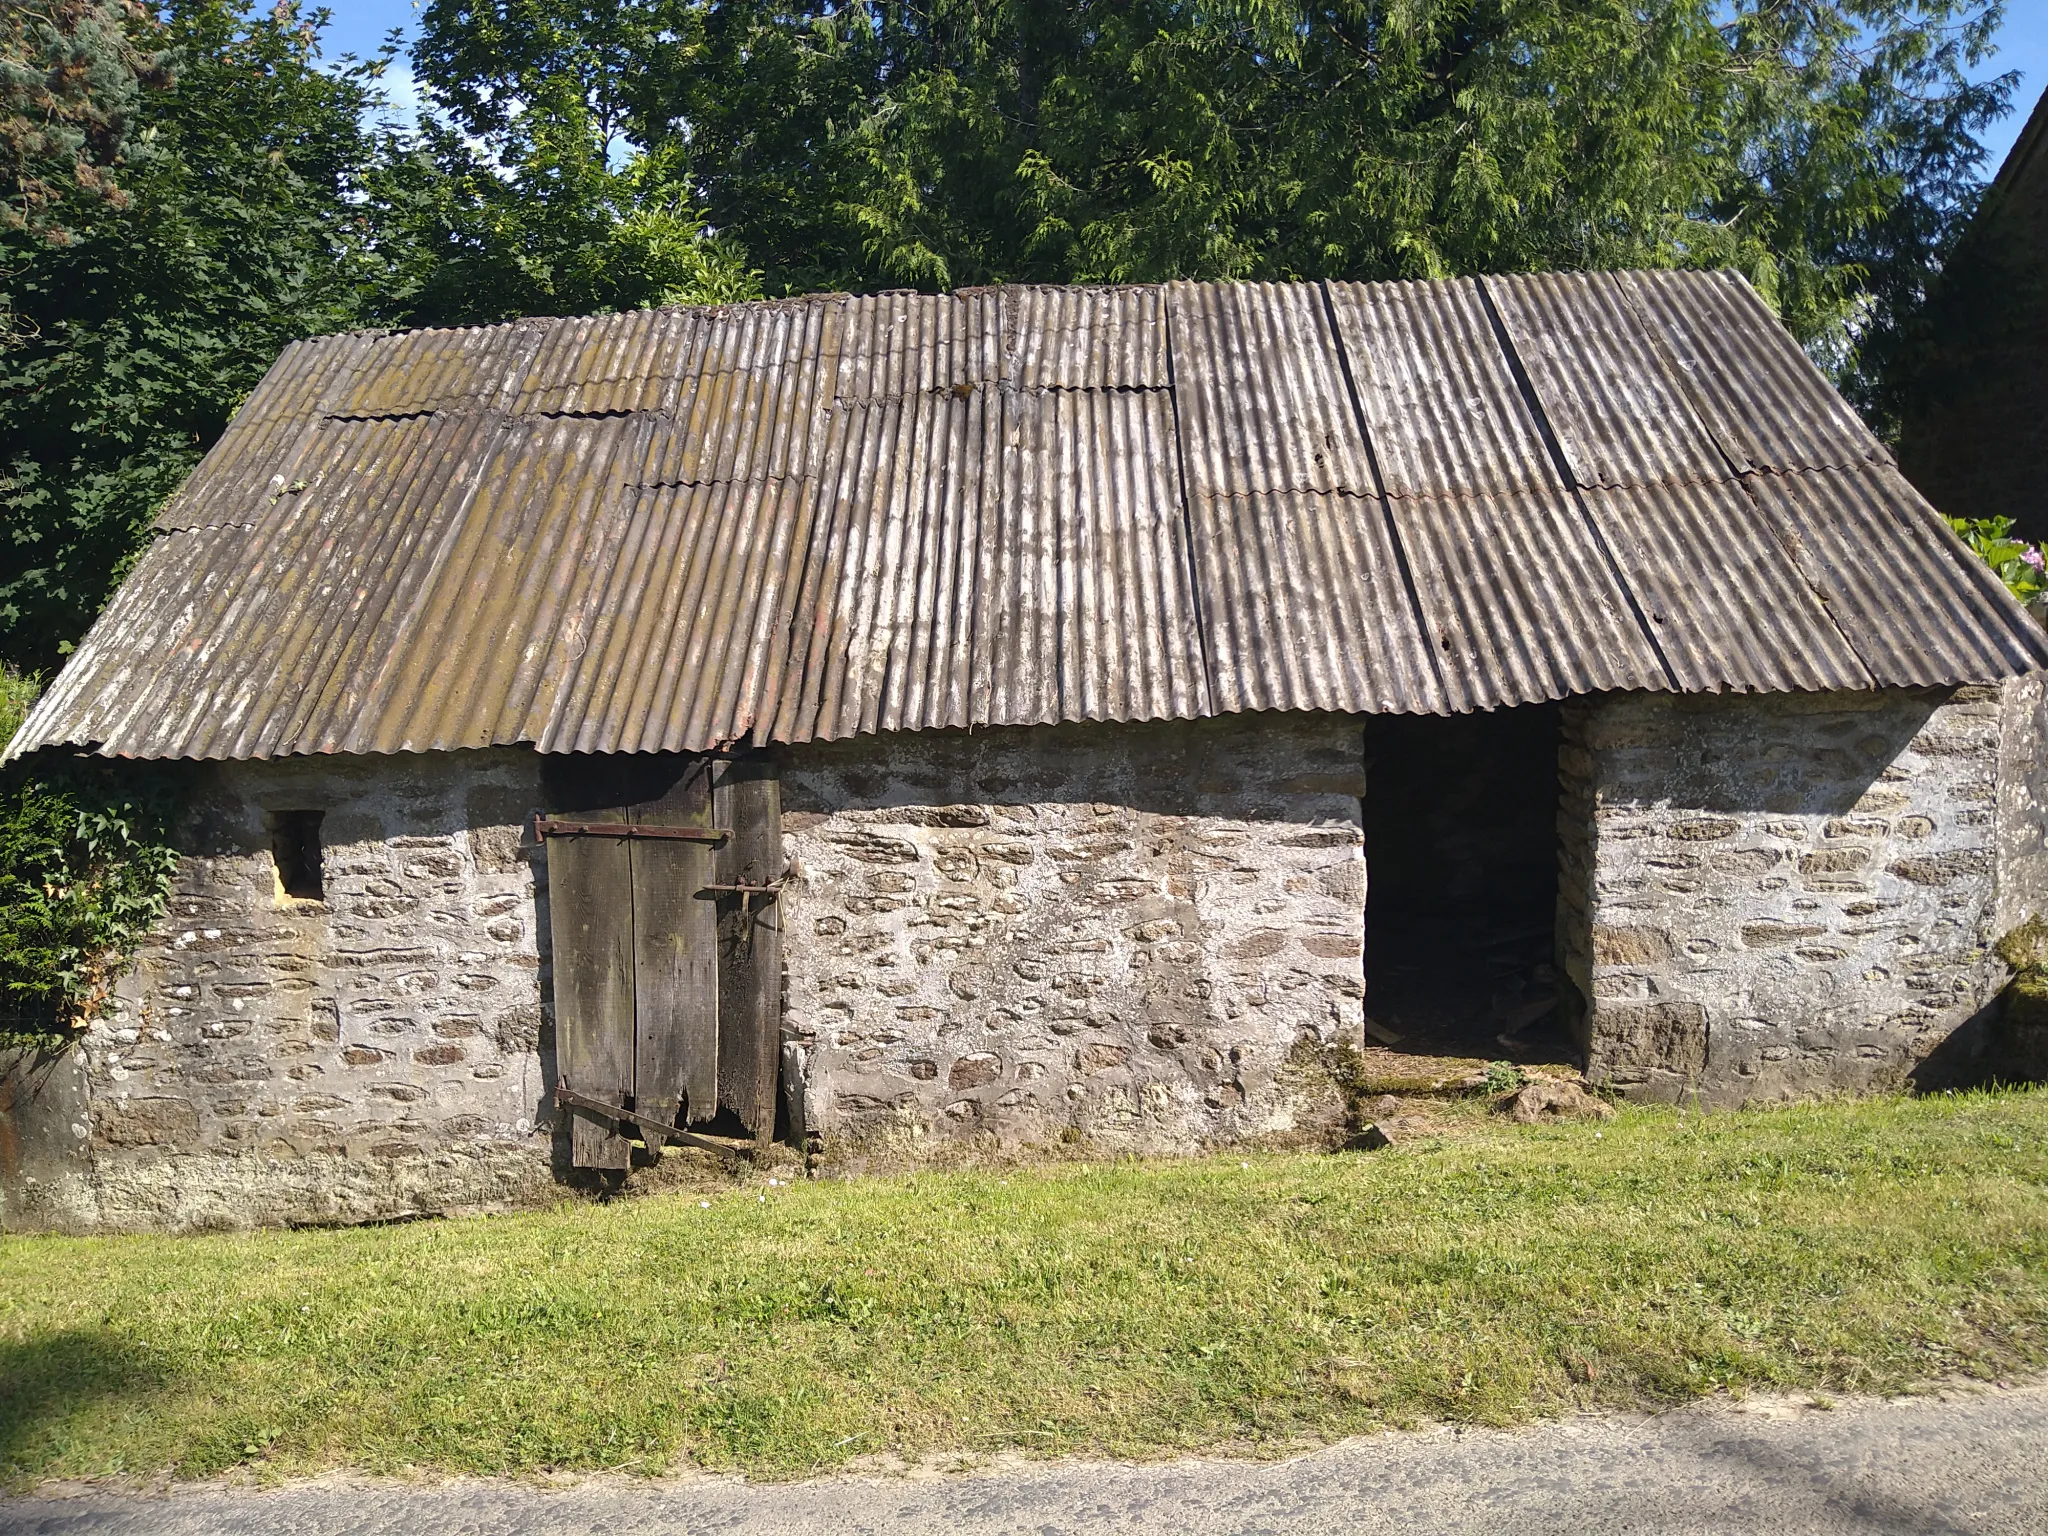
(0, 664), (37, 748)
(1946, 514), (2047, 603)
(590, 0), (2011, 358)
(0, 0), (173, 243)
(378, 2), (759, 326)
(373, 129), (760, 327)
(1483, 1059), (1528, 1095)
(0, 1), (394, 675)
(0, 672), (181, 1036)
(0, 2), (756, 676)
(1994, 914), (2048, 974)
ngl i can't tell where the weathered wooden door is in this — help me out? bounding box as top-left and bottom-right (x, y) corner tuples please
(541, 753), (782, 1168)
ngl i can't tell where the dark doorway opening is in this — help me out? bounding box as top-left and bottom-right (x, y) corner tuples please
(1363, 702), (1569, 1064)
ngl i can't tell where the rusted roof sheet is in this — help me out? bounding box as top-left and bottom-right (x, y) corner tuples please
(1742, 463), (2048, 687)
(549, 474), (816, 755)
(13, 271), (2048, 764)
(1616, 269), (1888, 476)
(1324, 278), (1557, 498)
(776, 389), (999, 744)
(1387, 487), (1668, 710)
(1578, 478), (1872, 695)
(997, 285), (1166, 389)
(1000, 387), (1209, 727)
(1484, 270), (1735, 490)
(1190, 489), (1449, 717)
(1170, 281), (1373, 497)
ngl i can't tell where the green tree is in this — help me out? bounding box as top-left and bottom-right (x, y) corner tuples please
(384, 0), (758, 325)
(0, 1), (764, 673)
(0, 1), (391, 674)
(0, 0), (173, 245)
(597, 0), (2009, 356)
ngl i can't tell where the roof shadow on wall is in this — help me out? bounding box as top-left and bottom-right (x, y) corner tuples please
(776, 714), (1365, 825)
(174, 748), (531, 860)
(1592, 689), (1949, 819)
(1907, 992), (2009, 1093)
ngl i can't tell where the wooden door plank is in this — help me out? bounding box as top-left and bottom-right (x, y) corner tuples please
(631, 760), (719, 1133)
(545, 807), (636, 1169)
(714, 758), (783, 1145)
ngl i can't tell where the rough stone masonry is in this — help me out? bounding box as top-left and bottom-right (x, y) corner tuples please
(0, 714), (1367, 1232)
(0, 748), (556, 1234)
(1562, 680), (2048, 1104)
(6, 681), (2046, 1234)
(778, 714), (1369, 1156)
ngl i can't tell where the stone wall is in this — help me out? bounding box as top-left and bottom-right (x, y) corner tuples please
(777, 713), (1368, 1156)
(1996, 672), (2048, 939)
(3, 714), (1367, 1230)
(1, 749), (556, 1233)
(1554, 712), (1598, 1058)
(1564, 685), (2025, 1103)
(13, 677), (2039, 1231)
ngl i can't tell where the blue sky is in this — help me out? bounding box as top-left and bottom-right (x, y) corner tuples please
(317, 0), (2048, 173)
(1978, 0), (2048, 168)
(320, 0), (419, 61)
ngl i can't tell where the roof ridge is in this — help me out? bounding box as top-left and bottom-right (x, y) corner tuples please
(307, 269), (1768, 350)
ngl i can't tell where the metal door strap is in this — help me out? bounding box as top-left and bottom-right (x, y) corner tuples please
(534, 815), (730, 843)
(554, 1084), (748, 1163)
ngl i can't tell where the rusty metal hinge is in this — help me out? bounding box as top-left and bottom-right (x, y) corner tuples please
(534, 815), (729, 843)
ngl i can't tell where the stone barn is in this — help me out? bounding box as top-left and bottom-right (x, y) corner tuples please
(1901, 83), (2048, 541)
(6, 271), (2048, 1233)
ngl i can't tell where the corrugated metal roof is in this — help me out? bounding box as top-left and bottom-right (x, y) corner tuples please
(1170, 281), (1374, 497)
(1387, 486), (1668, 710)
(1615, 269), (1888, 476)
(332, 320), (550, 419)
(1190, 488), (1451, 717)
(1324, 278), (1557, 499)
(1003, 386), (1209, 727)
(13, 270), (2047, 764)
(997, 285), (1166, 389)
(550, 473), (815, 755)
(1742, 463), (2048, 687)
(157, 330), (387, 531)
(777, 388), (998, 743)
(1483, 270), (1734, 490)
(1578, 478), (1872, 694)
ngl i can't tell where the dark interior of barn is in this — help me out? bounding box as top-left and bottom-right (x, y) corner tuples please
(1362, 701), (1569, 1064)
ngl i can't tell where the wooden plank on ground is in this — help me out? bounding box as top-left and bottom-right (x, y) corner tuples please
(631, 759), (719, 1133)
(545, 805), (636, 1169)
(715, 756), (783, 1145)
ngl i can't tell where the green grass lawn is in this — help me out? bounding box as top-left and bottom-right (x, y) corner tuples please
(4, 1090), (2048, 1486)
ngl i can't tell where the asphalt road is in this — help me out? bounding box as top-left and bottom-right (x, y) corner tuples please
(5, 1381), (2045, 1536)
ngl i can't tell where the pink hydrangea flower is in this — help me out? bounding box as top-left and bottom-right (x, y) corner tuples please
(2026, 547), (2045, 571)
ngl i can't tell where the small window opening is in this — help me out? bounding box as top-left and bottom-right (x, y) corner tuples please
(271, 810), (325, 902)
